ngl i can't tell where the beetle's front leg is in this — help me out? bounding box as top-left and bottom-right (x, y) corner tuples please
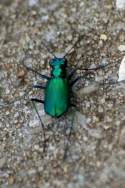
(31, 100), (46, 152)
(24, 65), (50, 80)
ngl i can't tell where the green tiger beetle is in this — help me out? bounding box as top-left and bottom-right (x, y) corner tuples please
(24, 36), (109, 156)
(27, 56), (107, 117)
(25, 36), (108, 117)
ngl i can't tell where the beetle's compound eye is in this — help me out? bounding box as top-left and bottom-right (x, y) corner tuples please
(60, 59), (67, 69)
(49, 57), (67, 67)
(64, 58), (67, 67)
(59, 58), (67, 67)
(49, 59), (54, 67)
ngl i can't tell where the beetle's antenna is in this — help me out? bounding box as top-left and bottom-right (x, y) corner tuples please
(63, 34), (84, 58)
(42, 34), (85, 59)
(41, 41), (56, 58)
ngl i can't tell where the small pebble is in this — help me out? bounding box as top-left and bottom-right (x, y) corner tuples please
(116, 0), (125, 10)
(0, 157), (6, 168)
(100, 34), (107, 41)
(28, 0), (39, 7)
(34, 144), (40, 150)
(118, 56), (125, 81)
(8, 175), (15, 185)
(74, 111), (87, 128)
(119, 127), (125, 148)
(17, 68), (27, 80)
(79, 83), (99, 95)
(41, 15), (49, 21)
(118, 45), (125, 52)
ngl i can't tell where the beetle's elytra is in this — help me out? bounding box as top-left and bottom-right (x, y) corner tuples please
(45, 57), (69, 117)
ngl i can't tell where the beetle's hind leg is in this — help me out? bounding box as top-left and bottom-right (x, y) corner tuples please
(31, 80), (46, 103)
(31, 79), (46, 151)
(31, 82), (45, 103)
(31, 79), (46, 102)
(31, 100), (46, 152)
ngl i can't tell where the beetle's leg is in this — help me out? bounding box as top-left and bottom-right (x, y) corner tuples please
(68, 68), (77, 80)
(81, 64), (109, 71)
(69, 69), (94, 86)
(31, 98), (44, 103)
(33, 84), (46, 89)
(70, 70), (96, 86)
(25, 65), (50, 80)
(70, 103), (77, 108)
(69, 63), (109, 81)
(31, 100), (46, 152)
(70, 76), (82, 86)
(63, 115), (75, 160)
(70, 103), (76, 107)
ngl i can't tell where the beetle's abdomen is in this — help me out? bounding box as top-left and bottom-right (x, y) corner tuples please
(44, 78), (69, 117)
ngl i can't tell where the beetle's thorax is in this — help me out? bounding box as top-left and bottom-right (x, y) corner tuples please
(51, 65), (64, 78)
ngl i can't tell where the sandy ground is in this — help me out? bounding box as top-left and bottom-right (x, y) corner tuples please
(0, 0), (125, 188)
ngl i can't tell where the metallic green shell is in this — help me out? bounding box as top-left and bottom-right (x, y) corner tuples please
(44, 78), (69, 117)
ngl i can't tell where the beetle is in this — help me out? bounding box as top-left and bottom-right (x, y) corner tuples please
(24, 37), (83, 118)
(24, 53), (80, 153)
(29, 56), (78, 117)
(26, 55), (107, 118)
(23, 38), (111, 154)
(44, 57), (69, 117)
(25, 52), (108, 153)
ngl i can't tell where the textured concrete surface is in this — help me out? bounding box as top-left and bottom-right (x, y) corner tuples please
(0, 0), (125, 188)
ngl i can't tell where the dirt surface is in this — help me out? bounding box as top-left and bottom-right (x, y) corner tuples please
(0, 0), (125, 188)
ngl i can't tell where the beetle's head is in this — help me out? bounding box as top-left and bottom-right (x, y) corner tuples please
(49, 57), (67, 68)
(49, 57), (67, 77)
